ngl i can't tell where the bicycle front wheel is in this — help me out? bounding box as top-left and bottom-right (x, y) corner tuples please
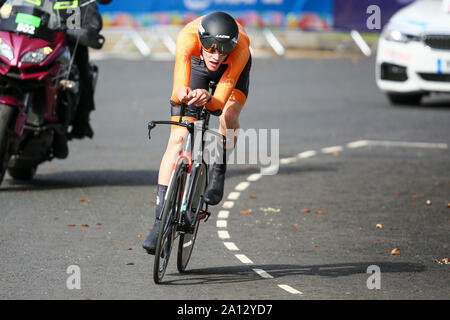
(177, 162), (207, 273)
(153, 163), (186, 284)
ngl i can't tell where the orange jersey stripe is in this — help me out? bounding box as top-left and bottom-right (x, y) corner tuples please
(170, 16), (250, 111)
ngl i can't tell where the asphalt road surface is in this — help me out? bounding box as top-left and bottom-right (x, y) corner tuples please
(0, 55), (449, 301)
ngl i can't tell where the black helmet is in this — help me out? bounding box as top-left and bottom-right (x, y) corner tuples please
(198, 11), (239, 55)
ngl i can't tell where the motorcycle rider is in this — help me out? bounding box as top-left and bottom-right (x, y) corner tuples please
(64, 0), (104, 140)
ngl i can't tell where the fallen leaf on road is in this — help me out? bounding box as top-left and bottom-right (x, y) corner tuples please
(376, 224), (383, 229)
(433, 258), (449, 265)
(446, 203), (450, 208)
(288, 225), (300, 231)
(426, 200), (432, 205)
(125, 262), (134, 265)
(81, 224), (89, 227)
(315, 210), (327, 215)
(300, 209), (310, 213)
(67, 224), (76, 227)
(240, 210), (251, 215)
(78, 199), (91, 203)
(95, 222), (102, 226)
(249, 195), (257, 199)
(137, 234), (143, 238)
(391, 248), (401, 255)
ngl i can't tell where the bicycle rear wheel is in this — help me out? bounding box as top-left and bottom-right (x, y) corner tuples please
(177, 162), (207, 273)
(153, 163), (186, 284)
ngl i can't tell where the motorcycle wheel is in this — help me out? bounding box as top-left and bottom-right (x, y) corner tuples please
(8, 165), (37, 181)
(0, 104), (14, 184)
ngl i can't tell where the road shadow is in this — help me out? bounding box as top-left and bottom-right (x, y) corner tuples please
(391, 95), (450, 110)
(162, 261), (426, 286)
(1, 169), (159, 191)
(0, 164), (337, 192)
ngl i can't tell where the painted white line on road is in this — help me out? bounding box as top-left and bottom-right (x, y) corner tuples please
(216, 220), (228, 228)
(235, 254), (253, 264)
(297, 150), (317, 159)
(366, 140), (448, 149)
(235, 181), (251, 191)
(218, 230), (230, 239)
(222, 201), (234, 209)
(247, 173), (262, 182)
(253, 268), (274, 279)
(218, 210), (230, 219)
(228, 192), (240, 200)
(224, 242), (239, 251)
(280, 157), (297, 164)
(260, 165), (279, 175)
(346, 140), (370, 149)
(278, 284), (303, 295)
(321, 146), (343, 153)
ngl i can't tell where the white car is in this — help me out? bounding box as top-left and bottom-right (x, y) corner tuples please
(376, 0), (450, 104)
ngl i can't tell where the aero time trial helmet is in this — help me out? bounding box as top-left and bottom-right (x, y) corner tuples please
(198, 11), (239, 55)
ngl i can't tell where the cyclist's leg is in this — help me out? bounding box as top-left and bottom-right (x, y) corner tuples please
(143, 106), (198, 254)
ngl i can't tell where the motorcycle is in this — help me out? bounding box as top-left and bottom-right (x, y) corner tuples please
(0, 0), (111, 184)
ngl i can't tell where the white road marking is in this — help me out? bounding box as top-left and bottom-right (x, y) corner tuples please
(218, 230), (230, 239)
(235, 254), (253, 264)
(346, 140), (370, 149)
(297, 150), (317, 159)
(216, 220), (228, 228)
(253, 268), (274, 279)
(365, 140), (448, 149)
(321, 146), (343, 153)
(228, 192), (240, 200)
(218, 210), (230, 219)
(247, 173), (262, 182)
(280, 157), (297, 164)
(235, 181), (250, 191)
(224, 242), (239, 251)
(260, 164), (279, 175)
(278, 284), (303, 295)
(222, 201), (234, 209)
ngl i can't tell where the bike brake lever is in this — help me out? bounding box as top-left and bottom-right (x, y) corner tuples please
(147, 121), (156, 140)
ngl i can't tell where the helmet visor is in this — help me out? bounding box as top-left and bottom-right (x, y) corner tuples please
(200, 35), (237, 55)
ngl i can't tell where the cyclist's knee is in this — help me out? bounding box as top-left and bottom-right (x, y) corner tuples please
(165, 129), (184, 154)
(220, 107), (240, 130)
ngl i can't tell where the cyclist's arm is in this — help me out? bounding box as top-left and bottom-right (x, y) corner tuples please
(205, 43), (250, 111)
(170, 27), (200, 105)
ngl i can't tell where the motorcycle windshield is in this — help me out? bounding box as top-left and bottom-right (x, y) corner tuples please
(0, 0), (79, 41)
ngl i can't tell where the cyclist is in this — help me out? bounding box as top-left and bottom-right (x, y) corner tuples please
(143, 11), (252, 254)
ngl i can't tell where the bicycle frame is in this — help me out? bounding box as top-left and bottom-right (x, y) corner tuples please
(148, 104), (225, 231)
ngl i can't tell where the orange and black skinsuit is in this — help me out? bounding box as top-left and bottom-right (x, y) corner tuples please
(169, 16), (252, 124)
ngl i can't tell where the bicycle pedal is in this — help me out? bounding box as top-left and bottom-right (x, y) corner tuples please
(198, 211), (211, 222)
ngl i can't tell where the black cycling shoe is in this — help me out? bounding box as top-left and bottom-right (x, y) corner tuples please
(142, 219), (161, 255)
(203, 166), (225, 205)
(69, 121), (94, 139)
